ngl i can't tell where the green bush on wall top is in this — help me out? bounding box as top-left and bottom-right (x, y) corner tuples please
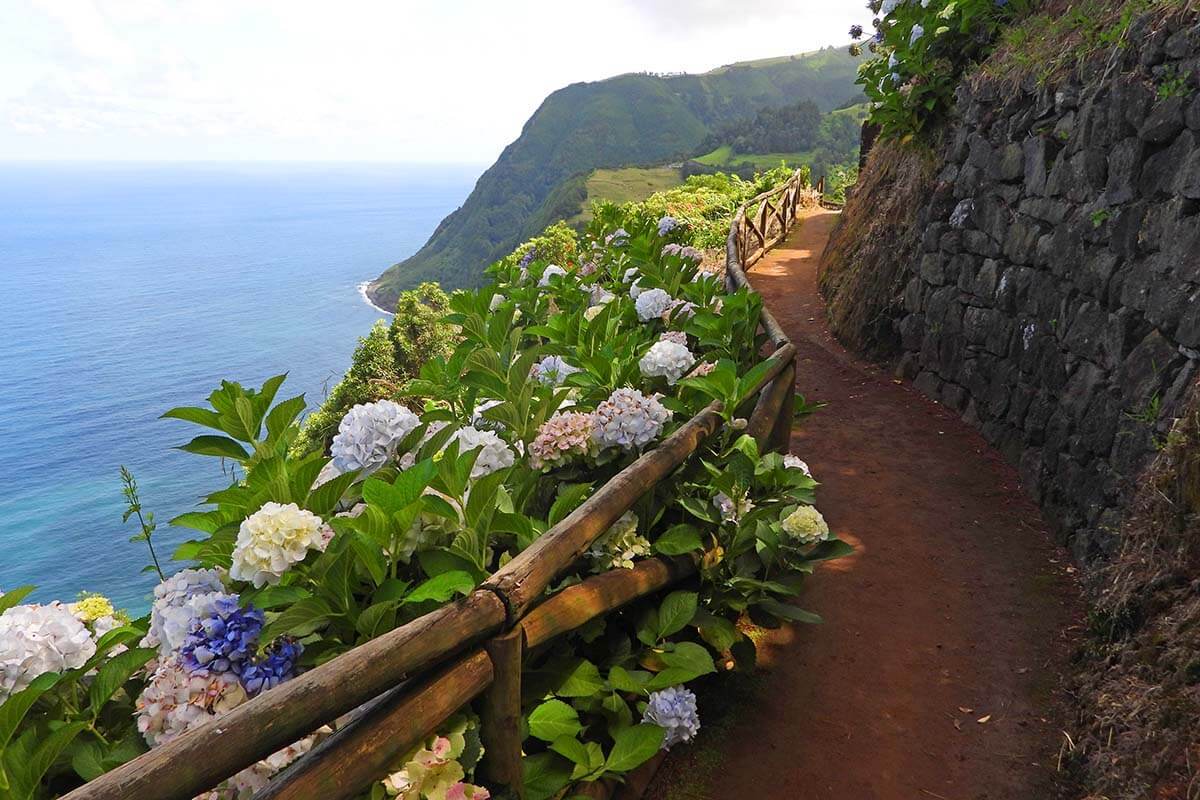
(852, 0), (1028, 139)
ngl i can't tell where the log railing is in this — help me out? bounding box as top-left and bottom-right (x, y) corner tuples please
(64, 170), (818, 800)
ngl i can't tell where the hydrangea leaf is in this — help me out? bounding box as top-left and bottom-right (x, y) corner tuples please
(556, 658), (605, 698)
(652, 524), (703, 556)
(604, 723), (665, 773)
(522, 752), (572, 800)
(656, 591), (698, 639)
(528, 699), (583, 742)
(403, 571), (474, 605)
(87, 647), (157, 717)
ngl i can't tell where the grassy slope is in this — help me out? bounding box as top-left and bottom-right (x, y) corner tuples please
(568, 166), (684, 225)
(368, 47), (862, 308)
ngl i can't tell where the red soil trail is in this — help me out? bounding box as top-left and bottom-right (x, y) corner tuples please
(646, 208), (1081, 800)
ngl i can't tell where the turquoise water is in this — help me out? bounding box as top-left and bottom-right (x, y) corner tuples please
(0, 162), (479, 611)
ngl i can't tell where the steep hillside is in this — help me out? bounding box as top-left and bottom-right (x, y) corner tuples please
(367, 47), (862, 308)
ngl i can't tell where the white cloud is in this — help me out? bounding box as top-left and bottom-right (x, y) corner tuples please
(0, 0), (870, 162)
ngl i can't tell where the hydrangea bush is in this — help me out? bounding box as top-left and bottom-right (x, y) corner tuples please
(853, 0), (1028, 139)
(0, 171), (848, 800)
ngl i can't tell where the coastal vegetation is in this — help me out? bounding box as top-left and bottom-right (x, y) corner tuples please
(0, 170), (842, 799)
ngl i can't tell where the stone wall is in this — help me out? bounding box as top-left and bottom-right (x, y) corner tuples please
(893, 16), (1200, 561)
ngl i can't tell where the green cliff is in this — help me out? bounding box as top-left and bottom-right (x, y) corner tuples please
(367, 47), (862, 308)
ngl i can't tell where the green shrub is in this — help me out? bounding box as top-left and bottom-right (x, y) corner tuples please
(293, 282), (456, 456)
(851, 0), (1029, 139)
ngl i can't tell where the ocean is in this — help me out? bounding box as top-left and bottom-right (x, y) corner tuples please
(0, 162), (480, 611)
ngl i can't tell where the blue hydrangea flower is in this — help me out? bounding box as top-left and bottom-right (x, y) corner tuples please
(179, 597), (265, 675)
(239, 637), (302, 695)
(518, 248), (538, 268)
(657, 216), (679, 237)
(642, 686), (700, 749)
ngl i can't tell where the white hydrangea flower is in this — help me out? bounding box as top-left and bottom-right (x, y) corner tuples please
(593, 388), (671, 450)
(538, 264), (567, 286)
(330, 400), (421, 474)
(881, 0), (902, 16)
(643, 686), (700, 749)
(530, 355), (580, 386)
(230, 502), (326, 588)
(635, 289), (674, 322)
(660, 331), (687, 346)
(638, 340), (696, 385)
(452, 427), (516, 479)
(583, 305), (604, 321)
(713, 492), (754, 523)
(0, 602), (97, 700)
(135, 655), (247, 747)
(909, 23), (924, 44)
(629, 279), (645, 300)
(588, 512), (650, 570)
(622, 267), (640, 284)
(781, 506), (831, 545)
(489, 293), (505, 311)
(783, 454), (812, 478)
(143, 568), (227, 655)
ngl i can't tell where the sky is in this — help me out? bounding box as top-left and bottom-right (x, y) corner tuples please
(0, 0), (871, 164)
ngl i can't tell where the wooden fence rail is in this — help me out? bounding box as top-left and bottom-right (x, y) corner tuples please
(63, 168), (817, 800)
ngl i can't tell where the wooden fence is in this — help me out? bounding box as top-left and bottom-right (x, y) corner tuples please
(63, 169), (817, 800)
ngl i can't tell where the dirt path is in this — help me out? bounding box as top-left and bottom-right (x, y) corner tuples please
(646, 208), (1081, 800)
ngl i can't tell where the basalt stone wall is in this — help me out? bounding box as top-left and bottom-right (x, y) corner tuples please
(893, 16), (1200, 562)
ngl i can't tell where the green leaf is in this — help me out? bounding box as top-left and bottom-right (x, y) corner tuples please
(522, 752), (572, 800)
(605, 724), (664, 773)
(804, 539), (854, 562)
(0, 672), (60, 752)
(607, 666), (651, 693)
(177, 435), (250, 461)
(306, 469), (358, 518)
(355, 600), (399, 639)
(528, 699), (582, 742)
(242, 584), (312, 611)
(653, 525), (703, 556)
(403, 571), (474, 604)
(159, 406), (225, 432)
(677, 496), (718, 524)
(549, 735), (590, 767)
(694, 612), (740, 652)
(262, 597), (333, 640)
(265, 395), (306, 442)
(548, 483), (592, 527)
(759, 599), (823, 624)
(88, 647), (156, 716)
(656, 591), (698, 639)
(0, 587), (34, 615)
(646, 642), (716, 691)
(70, 740), (107, 782)
(557, 659), (604, 697)
(8, 721), (87, 798)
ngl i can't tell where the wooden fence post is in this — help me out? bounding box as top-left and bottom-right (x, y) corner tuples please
(479, 627), (526, 798)
(769, 366), (796, 454)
